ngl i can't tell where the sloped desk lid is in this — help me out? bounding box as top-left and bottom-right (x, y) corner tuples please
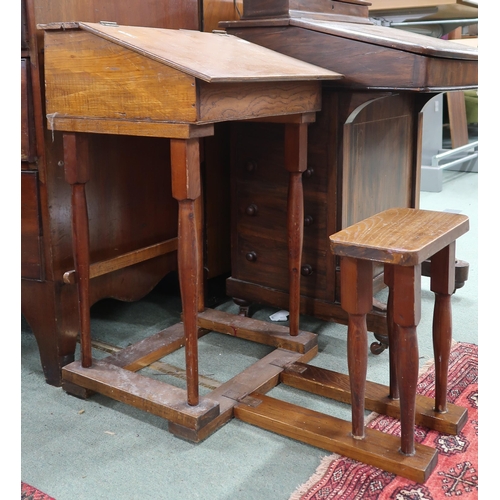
(290, 18), (477, 60)
(41, 21), (344, 136)
(43, 22), (343, 83)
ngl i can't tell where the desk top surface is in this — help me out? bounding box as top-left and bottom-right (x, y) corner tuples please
(291, 18), (478, 60)
(59, 22), (343, 83)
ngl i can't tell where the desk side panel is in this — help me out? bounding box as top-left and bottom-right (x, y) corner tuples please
(44, 30), (198, 124)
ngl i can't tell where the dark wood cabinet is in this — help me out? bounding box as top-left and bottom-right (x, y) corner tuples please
(222, 0), (477, 337)
(227, 91), (422, 333)
(21, 171), (43, 280)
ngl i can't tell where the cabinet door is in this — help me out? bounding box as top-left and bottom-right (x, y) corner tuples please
(21, 171), (43, 280)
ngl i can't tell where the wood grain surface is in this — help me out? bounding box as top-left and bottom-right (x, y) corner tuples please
(329, 208), (469, 265)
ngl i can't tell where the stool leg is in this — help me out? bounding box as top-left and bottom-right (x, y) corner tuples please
(384, 264), (399, 400)
(171, 138), (202, 407)
(430, 242), (456, 413)
(340, 257), (373, 439)
(285, 123), (308, 336)
(63, 132), (92, 368)
(393, 264), (421, 456)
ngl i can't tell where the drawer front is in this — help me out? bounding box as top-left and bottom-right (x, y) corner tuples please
(234, 231), (328, 297)
(21, 171), (43, 280)
(231, 121), (329, 299)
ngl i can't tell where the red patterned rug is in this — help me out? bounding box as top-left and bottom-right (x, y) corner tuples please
(21, 482), (55, 500)
(289, 342), (478, 500)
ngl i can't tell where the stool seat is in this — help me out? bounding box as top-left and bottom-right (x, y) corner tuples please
(329, 207), (469, 266)
(329, 207), (469, 469)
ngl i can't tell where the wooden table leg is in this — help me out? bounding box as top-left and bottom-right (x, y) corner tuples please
(170, 138), (203, 407)
(63, 132), (92, 368)
(430, 242), (455, 413)
(393, 264), (421, 456)
(384, 264), (399, 400)
(284, 123), (308, 336)
(340, 256), (373, 439)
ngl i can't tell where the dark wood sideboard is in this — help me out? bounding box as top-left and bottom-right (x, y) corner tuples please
(220, 0), (477, 345)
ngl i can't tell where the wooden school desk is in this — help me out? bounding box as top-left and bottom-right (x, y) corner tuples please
(40, 20), (340, 434)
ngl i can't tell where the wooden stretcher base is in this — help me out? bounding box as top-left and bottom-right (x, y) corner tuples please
(61, 307), (465, 483)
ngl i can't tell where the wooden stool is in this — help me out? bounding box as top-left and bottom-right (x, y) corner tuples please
(329, 207), (469, 457)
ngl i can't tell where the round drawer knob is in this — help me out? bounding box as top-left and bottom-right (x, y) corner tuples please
(301, 264), (313, 276)
(304, 215), (314, 226)
(246, 204), (258, 216)
(304, 168), (314, 178)
(246, 251), (257, 262)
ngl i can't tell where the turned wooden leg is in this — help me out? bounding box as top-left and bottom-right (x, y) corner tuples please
(393, 264), (421, 456)
(62, 132), (92, 368)
(284, 123), (307, 336)
(384, 264), (399, 400)
(430, 242), (455, 413)
(340, 257), (373, 439)
(171, 138), (203, 406)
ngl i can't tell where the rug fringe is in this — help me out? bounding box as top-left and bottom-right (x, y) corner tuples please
(289, 453), (342, 500)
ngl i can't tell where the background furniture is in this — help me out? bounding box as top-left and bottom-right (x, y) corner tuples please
(367, 0), (478, 38)
(220, 0), (477, 350)
(367, 4), (479, 193)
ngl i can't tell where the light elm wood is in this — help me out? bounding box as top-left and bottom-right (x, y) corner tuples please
(46, 117), (215, 139)
(285, 123), (308, 336)
(42, 22), (336, 421)
(42, 22), (341, 128)
(63, 133), (92, 368)
(234, 393), (438, 483)
(63, 237), (178, 284)
(330, 207), (469, 459)
(196, 308), (317, 353)
(22, 0), (200, 387)
(102, 323), (188, 371)
(430, 243), (456, 412)
(77, 22), (342, 83)
(329, 208), (469, 265)
(281, 362), (468, 435)
(170, 347), (314, 442)
(62, 360), (220, 430)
